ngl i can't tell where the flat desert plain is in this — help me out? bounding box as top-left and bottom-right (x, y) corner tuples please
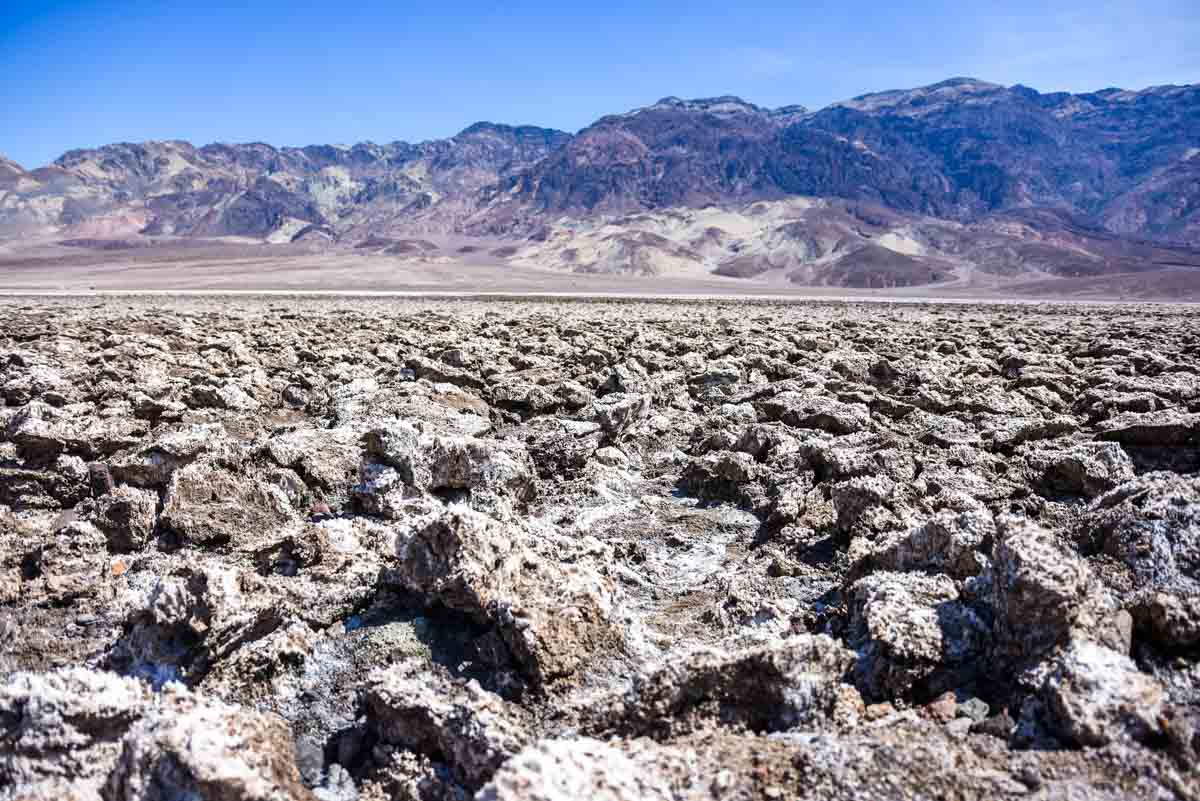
(2, 238), (1200, 300)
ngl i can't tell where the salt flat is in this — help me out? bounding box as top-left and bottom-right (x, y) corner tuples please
(1, 294), (1198, 799)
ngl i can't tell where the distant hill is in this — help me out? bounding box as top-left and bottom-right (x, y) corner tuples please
(2, 78), (1199, 289)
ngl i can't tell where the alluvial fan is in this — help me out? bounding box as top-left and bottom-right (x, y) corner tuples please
(1, 295), (1198, 800)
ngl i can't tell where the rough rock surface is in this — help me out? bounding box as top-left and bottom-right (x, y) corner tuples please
(2, 295), (1198, 800)
(0, 668), (312, 801)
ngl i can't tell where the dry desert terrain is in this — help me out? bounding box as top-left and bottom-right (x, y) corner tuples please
(1, 293), (1198, 800)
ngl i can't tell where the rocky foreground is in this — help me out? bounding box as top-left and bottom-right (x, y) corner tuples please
(1, 295), (1198, 800)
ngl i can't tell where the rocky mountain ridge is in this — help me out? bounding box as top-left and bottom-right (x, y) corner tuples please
(0, 123), (570, 242)
(2, 77), (1199, 288)
(481, 78), (1200, 238)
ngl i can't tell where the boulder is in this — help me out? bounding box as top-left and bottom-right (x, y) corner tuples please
(426, 436), (537, 512)
(388, 510), (622, 687)
(364, 663), (528, 790)
(477, 738), (673, 801)
(1097, 411), (1200, 446)
(109, 564), (284, 685)
(866, 508), (993, 579)
(0, 669), (312, 801)
(261, 427), (363, 509)
(0, 669), (150, 798)
(992, 517), (1096, 666)
(160, 462), (297, 548)
(1043, 641), (1165, 747)
(590, 392), (652, 435)
(678, 451), (760, 504)
(104, 684), (312, 801)
(359, 426), (537, 516)
(1087, 473), (1200, 589)
(755, 391), (872, 435)
(90, 485), (158, 553)
(20, 520), (111, 604)
(848, 572), (989, 699)
(108, 423), (241, 489)
(1024, 441), (1135, 498)
(579, 635), (855, 738)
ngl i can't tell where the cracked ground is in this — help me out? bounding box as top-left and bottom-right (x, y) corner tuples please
(1, 295), (1199, 801)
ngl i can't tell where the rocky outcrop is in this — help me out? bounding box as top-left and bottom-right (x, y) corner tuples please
(364, 662), (529, 791)
(2, 296), (1198, 800)
(577, 635), (856, 738)
(1042, 641), (1165, 747)
(992, 517), (1101, 667)
(385, 509), (623, 689)
(0, 669), (312, 801)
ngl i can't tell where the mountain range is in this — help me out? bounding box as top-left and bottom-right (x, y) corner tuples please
(3, 77), (1199, 290)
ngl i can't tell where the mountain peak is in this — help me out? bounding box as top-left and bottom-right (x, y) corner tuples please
(835, 77), (1006, 113)
(924, 76), (1001, 91)
(645, 95), (766, 115)
(454, 121), (570, 140)
(458, 121), (510, 136)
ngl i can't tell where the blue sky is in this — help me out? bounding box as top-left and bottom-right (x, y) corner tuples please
(2, 0), (1197, 168)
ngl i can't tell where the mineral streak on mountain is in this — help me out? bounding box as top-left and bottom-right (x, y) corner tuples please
(2, 78), (1199, 292)
(1, 294), (1199, 799)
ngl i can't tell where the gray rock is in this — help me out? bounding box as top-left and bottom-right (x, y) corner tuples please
(992, 516), (1095, 666)
(1025, 441), (1135, 498)
(0, 669), (313, 801)
(160, 461), (297, 548)
(109, 564), (285, 685)
(104, 684), (314, 801)
(365, 663), (528, 790)
(1097, 410), (1200, 446)
(1043, 641), (1165, 747)
(867, 508), (993, 579)
(262, 427), (363, 509)
(477, 738), (673, 801)
(590, 392), (653, 435)
(388, 509), (622, 687)
(958, 697), (990, 722)
(0, 669), (150, 798)
(579, 635), (855, 738)
(848, 572), (989, 699)
(678, 450), (760, 504)
(756, 391), (872, 435)
(89, 485), (158, 552)
(108, 423), (241, 489)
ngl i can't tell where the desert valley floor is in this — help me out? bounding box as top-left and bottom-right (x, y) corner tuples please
(1, 293), (1199, 800)
(3, 237), (1200, 302)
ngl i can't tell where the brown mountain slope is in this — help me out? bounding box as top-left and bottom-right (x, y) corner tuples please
(2, 78), (1199, 292)
(471, 80), (1200, 248)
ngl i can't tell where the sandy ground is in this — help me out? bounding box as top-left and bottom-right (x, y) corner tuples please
(0, 242), (1198, 301)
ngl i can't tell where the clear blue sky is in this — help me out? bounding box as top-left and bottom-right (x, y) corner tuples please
(2, 0), (1197, 168)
